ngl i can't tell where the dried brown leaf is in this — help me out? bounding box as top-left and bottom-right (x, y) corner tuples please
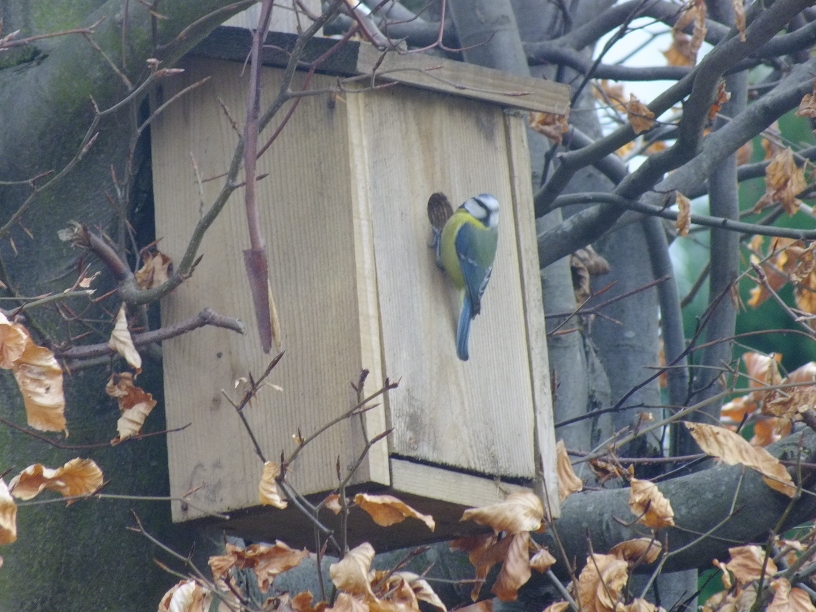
(325, 493), (343, 514)
(259, 461), (288, 509)
(628, 478), (675, 529)
(796, 84), (816, 119)
(663, 30), (697, 67)
(108, 304), (141, 370)
(450, 533), (506, 601)
(675, 192), (691, 237)
(106, 372), (157, 442)
(529, 112), (570, 145)
(556, 440), (583, 502)
(391, 572), (446, 611)
(685, 422), (795, 496)
(329, 594), (370, 612)
(627, 95), (655, 134)
(726, 545), (778, 585)
(755, 148), (806, 215)
(0, 313), (27, 369)
(12, 330), (66, 433)
(576, 554), (629, 612)
(9, 458), (102, 501)
(543, 603), (570, 612)
(158, 580), (212, 612)
(461, 491), (544, 534)
(732, 0), (746, 41)
(0, 480), (17, 545)
(492, 532), (531, 602)
(354, 493), (435, 531)
(530, 548), (557, 572)
(708, 81), (731, 122)
(610, 538), (662, 564)
(135, 250), (172, 290)
(330, 543), (376, 599)
(215, 541), (309, 592)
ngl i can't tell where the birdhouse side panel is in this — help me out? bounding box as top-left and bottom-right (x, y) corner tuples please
(346, 85), (536, 479)
(152, 58), (385, 521)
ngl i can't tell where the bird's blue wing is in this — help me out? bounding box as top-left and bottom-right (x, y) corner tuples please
(455, 223), (493, 316)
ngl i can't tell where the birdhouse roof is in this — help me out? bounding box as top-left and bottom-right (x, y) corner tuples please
(191, 26), (571, 115)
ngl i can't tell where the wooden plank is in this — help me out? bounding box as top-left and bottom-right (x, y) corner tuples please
(223, 0), (321, 34)
(356, 44), (571, 115)
(152, 58), (388, 522)
(504, 113), (560, 518)
(391, 459), (531, 509)
(351, 83), (536, 478)
(191, 28), (571, 115)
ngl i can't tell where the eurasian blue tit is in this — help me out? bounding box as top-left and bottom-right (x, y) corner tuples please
(439, 194), (499, 361)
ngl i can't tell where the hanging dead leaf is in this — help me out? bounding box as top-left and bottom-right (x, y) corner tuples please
(158, 579), (212, 612)
(789, 587), (816, 612)
(663, 30), (696, 67)
(371, 570), (420, 612)
(259, 461), (288, 509)
(576, 554), (629, 612)
(461, 491), (544, 534)
(390, 572), (446, 611)
(9, 458), (102, 501)
(106, 372), (157, 443)
(725, 545), (778, 585)
(209, 541), (308, 592)
(555, 440), (583, 502)
(754, 148), (806, 215)
(627, 95), (655, 134)
(702, 586), (756, 612)
(543, 604), (569, 612)
(628, 478), (675, 529)
(135, 250), (172, 290)
(708, 81), (731, 121)
(450, 533), (507, 601)
(108, 304), (141, 370)
(530, 548), (557, 573)
(796, 84), (816, 119)
(325, 493), (343, 514)
(685, 422), (795, 497)
(675, 192), (691, 237)
(330, 543), (376, 599)
(589, 459), (628, 484)
(292, 591), (329, 612)
(12, 329), (66, 433)
(491, 532), (531, 602)
(0, 480), (17, 545)
(0, 312), (28, 369)
(732, 0), (746, 41)
(328, 593), (370, 612)
(610, 538), (662, 564)
(529, 112), (570, 145)
(353, 493), (435, 531)
(743, 351), (783, 400)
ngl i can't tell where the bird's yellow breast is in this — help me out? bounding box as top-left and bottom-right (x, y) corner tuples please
(440, 210), (484, 289)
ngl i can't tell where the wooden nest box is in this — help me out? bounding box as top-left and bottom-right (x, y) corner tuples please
(151, 26), (571, 551)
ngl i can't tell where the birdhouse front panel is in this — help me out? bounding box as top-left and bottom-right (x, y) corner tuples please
(345, 85), (535, 478)
(152, 31), (568, 544)
(153, 58), (389, 523)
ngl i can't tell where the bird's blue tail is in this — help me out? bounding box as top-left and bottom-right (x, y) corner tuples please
(456, 295), (472, 361)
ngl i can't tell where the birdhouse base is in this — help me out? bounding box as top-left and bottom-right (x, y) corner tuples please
(197, 459), (533, 551)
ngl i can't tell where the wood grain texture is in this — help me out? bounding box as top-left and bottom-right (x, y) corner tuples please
(504, 113), (560, 518)
(391, 459), (530, 508)
(191, 28), (571, 116)
(223, 0), (321, 34)
(152, 58), (388, 522)
(356, 43), (571, 115)
(347, 83), (536, 478)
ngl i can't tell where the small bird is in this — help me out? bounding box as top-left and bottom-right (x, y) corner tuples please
(438, 193), (499, 361)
